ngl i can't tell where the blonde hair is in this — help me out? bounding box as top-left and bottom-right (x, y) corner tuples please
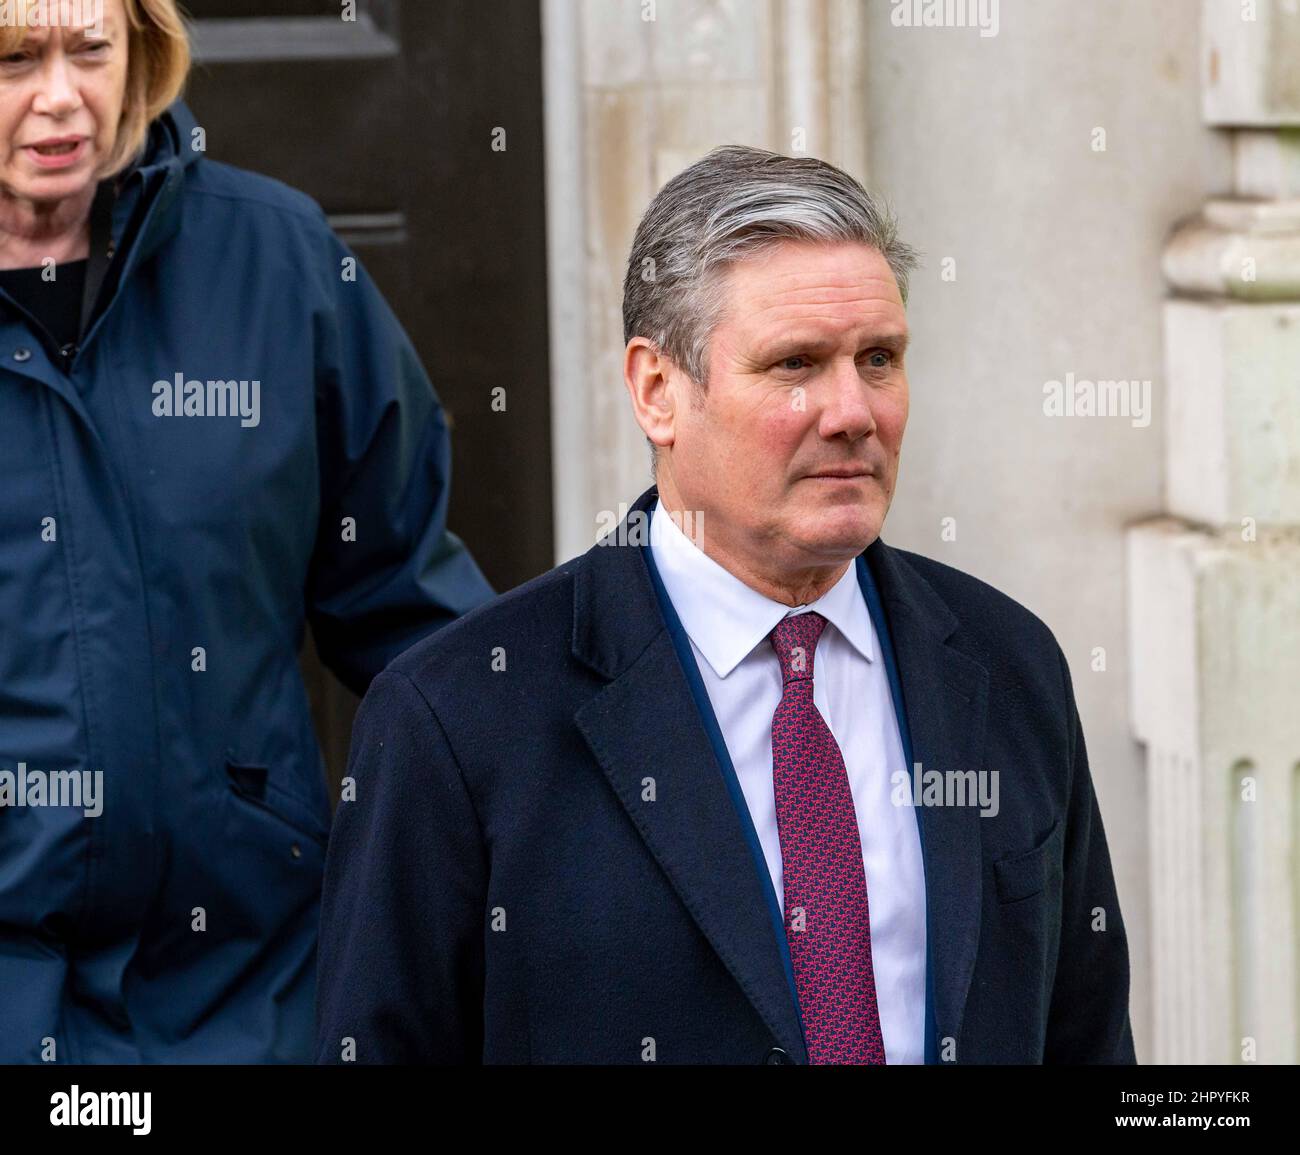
(0, 0), (192, 178)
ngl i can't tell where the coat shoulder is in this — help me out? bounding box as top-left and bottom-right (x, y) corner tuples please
(884, 544), (1069, 689)
(384, 558), (581, 690)
(183, 159), (334, 235)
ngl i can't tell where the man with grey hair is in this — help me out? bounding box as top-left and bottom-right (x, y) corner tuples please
(316, 146), (1136, 1066)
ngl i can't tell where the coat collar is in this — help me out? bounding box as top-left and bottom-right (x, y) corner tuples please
(572, 486), (988, 1061)
(107, 99), (201, 285)
(648, 496), (875, 677)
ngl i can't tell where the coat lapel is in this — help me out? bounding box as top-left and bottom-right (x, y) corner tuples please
(866, 538), (989, 1058)
(571, 491), (809, 1060)
(571, 489), (989, 1063)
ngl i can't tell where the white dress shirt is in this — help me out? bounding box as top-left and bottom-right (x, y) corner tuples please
(649, 500), (927, 1064)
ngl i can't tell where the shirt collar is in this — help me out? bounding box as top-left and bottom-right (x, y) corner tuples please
(649, 499), (875, 679)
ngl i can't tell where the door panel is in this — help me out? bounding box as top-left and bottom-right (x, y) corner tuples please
(182, 0), (552, 790)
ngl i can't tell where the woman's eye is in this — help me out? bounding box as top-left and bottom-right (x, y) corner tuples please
(79, 41), (109, 54)
(1, 52), (32, 65)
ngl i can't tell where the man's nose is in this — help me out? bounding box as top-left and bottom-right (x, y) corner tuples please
(817, 358), (876, 441)
(32, 54), (82, 118)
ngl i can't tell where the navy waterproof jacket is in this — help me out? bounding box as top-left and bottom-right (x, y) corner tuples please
(0, 100), (493, 1062)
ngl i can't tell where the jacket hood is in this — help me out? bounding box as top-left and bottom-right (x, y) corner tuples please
(135, 98), (203, 175)
(107, 99), (201, 284)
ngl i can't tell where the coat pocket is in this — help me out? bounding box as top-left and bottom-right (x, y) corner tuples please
(993, 817), (1063, 904)
(225, 754), (329, 850)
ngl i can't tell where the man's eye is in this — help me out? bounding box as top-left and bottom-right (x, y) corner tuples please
(864, 350), (892, 369)
(776, 356), (809, 372)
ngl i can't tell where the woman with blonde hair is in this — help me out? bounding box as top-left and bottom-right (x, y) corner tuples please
(0, 0), (491, 1061)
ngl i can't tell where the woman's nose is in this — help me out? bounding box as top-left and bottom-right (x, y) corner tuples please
(32, 55), (82, 117)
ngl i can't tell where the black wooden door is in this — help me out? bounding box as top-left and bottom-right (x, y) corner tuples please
(181, 0), (553, 788)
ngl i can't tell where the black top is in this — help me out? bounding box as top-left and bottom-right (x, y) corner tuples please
(0, 258), (89, 350)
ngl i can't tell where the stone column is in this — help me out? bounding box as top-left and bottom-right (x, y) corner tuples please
(1128, 0), (1300, 1064)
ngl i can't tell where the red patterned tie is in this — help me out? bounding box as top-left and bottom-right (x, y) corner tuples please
(769, 611), (886, 1064)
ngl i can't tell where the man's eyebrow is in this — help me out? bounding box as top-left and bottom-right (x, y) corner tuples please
(752, 330), (911, 359)
(873, 331), (911, 354)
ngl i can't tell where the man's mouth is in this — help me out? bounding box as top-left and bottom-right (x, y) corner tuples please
(806, 468), (873, 480)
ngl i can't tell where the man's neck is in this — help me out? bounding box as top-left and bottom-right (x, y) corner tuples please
(655, 486), (853, 609)
(0, 186), (95, 269)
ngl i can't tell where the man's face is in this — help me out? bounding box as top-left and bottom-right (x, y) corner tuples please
(665, 239), (909, 576)
(0, 0), (128, 207)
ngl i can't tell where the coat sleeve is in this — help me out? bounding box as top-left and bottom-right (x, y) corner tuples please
(315, 668), (487, 1063)
(305, 221), (494, 696)
(1044, 647), (1138, 1063)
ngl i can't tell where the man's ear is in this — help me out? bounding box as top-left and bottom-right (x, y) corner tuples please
(624, 337), (681, 453)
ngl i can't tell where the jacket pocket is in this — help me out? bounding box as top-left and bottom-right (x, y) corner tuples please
(225, 755), (329, 850)
(993, 817), (1063, 904)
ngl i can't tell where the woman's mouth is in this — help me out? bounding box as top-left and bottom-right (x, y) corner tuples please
(24, 138), (87, 168)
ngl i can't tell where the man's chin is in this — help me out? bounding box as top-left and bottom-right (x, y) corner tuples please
(790, 505), (881, 561)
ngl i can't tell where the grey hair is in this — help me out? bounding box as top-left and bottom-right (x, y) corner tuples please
(623, 144), (919, 392)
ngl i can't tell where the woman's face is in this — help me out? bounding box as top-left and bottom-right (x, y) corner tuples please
(0, 0), (129, 209)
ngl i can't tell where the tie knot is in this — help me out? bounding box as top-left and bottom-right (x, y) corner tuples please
(769, 611), (827, 684)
